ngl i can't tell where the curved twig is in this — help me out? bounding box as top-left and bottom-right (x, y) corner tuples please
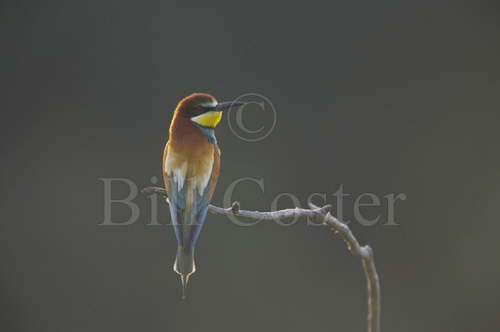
(141, 186), (381, 332)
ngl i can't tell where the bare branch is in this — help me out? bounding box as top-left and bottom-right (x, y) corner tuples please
(142, 186), (381, 332)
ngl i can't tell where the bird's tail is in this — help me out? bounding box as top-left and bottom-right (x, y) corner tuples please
(173, 246), (195, 299)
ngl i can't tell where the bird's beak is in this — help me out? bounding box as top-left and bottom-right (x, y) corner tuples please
(215, 101), (245, 112)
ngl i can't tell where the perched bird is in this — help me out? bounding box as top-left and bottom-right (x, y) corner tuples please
(163, 93), (243, 298)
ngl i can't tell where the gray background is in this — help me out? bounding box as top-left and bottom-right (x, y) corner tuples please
(2, 0), (499, 331)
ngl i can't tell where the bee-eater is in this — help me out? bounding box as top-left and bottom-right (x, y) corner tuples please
(163, 93), (243, 298)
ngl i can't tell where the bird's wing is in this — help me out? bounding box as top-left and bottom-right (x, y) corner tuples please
(163, 144), (221, 250)
(207, 145), (221, 200)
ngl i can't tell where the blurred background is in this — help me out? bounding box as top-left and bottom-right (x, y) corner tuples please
(1, 0), (499, 331)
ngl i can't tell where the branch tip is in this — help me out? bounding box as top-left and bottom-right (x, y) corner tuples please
(141, 186), (167, 197)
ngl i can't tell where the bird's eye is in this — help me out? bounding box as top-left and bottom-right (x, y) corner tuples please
(186, 105), (208, 118)
(198, 104), (215, 112)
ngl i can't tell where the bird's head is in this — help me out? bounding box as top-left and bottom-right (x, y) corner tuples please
(176, 93), (244, 128)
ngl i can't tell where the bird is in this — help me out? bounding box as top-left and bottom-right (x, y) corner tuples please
(162, 93), (244, 299)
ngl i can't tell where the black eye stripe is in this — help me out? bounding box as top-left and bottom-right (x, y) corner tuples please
(185, 105), (214, 118)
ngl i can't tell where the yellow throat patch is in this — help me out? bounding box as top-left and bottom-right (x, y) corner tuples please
(191, 111), (222, 128)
